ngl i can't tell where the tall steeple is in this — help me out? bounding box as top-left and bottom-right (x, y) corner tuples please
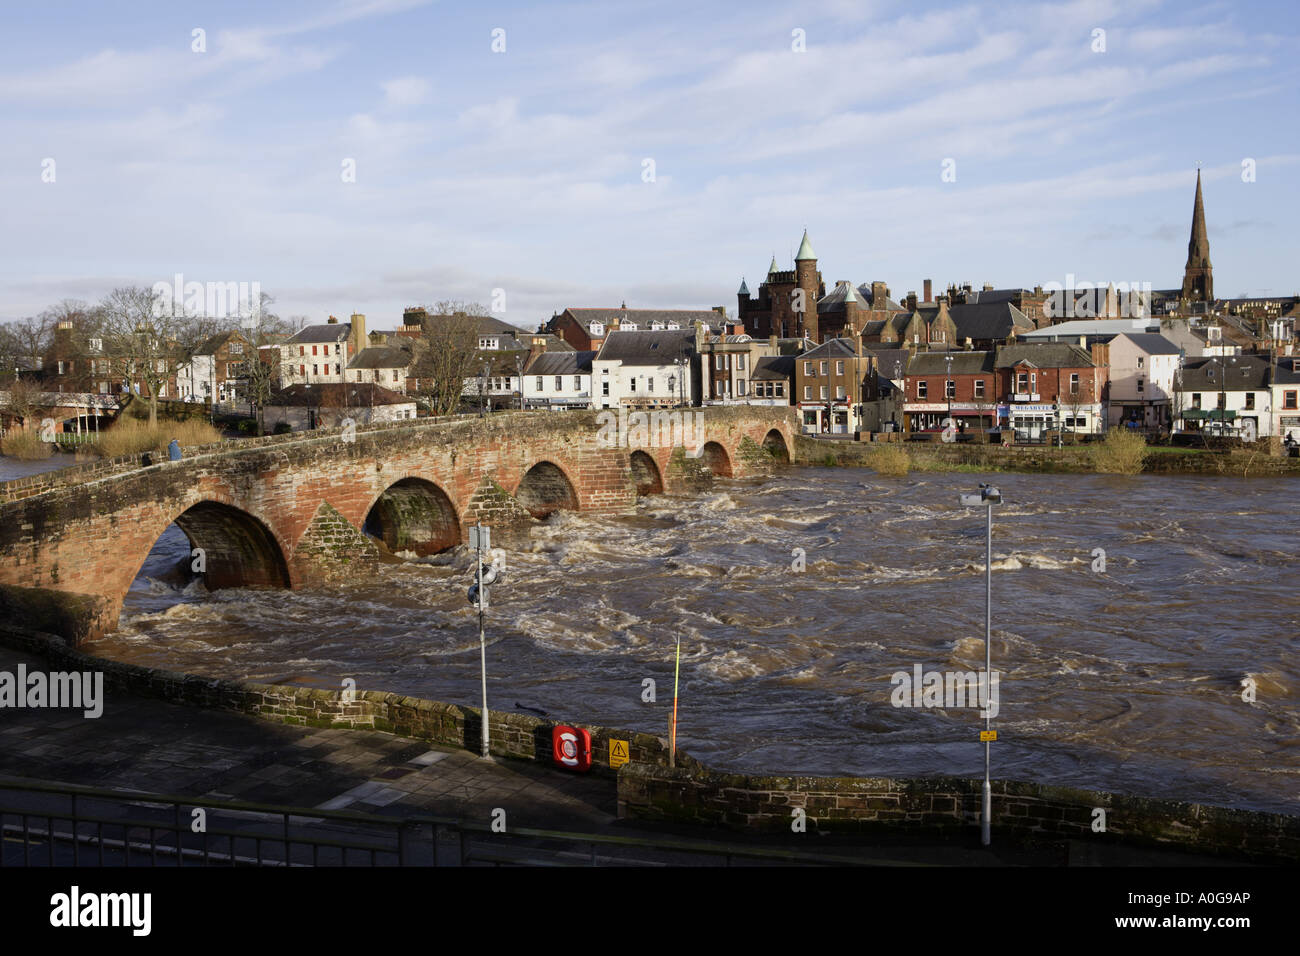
(1181, 169), (1213, 305)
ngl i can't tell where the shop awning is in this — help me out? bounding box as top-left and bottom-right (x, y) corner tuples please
(1181, 409), (1207, 420)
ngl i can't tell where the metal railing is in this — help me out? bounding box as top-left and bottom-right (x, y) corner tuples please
(0, 778), (923, 868)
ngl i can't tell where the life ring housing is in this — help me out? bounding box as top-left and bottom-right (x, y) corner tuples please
(552, 725), (592, 772)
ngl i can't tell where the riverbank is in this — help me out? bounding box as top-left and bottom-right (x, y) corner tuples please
(3, 624), (1295, 863)
(794, 435), (1300, 476)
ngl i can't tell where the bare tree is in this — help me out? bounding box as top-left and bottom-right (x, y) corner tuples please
(98, 286), (185, 426)
(408, 302), (492, 416)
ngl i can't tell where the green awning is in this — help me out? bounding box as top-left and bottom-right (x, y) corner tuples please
(1181, 409), (1207, 420)
(1207, 409), (1236, 421)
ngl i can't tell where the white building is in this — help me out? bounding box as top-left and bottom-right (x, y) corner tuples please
(1106, 333), (1182, 429)
(1174, 354), (1273, 440)
(523, 351), (595, 409)
(346, 346), (410, 394)
(591, 329), (698, 409)
(281, 314), (367, 387)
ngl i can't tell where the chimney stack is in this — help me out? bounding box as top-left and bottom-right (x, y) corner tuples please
(923, 279), (932, 302)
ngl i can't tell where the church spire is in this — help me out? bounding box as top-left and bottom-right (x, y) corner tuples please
(1181, 169), (1213, 305)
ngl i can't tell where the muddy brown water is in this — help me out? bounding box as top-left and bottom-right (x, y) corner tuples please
(96, 468), (1300, 814)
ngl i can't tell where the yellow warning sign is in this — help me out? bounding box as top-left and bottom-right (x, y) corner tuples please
(609, 739), (630, 768)
(980, 730), (997, 742)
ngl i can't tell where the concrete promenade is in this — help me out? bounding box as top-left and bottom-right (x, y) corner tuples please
(0, 645), (1242, 867)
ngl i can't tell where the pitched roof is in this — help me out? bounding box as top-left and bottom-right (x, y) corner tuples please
(272, 383), (411, 406)
(347, 347), (410, 370)
(855, 285), (906, 311)
(817, 282), (869, 313)
(1177, 355), (1270, 391)
(193, 330), (248, 356)
(564, 308), (723, 330)
(752, 355), (796, 380)
(1112, 333), (1182, 355)
(907, 351), (996, 375)
(525, 351), (596, 376)
(799, 337), (860, 360)
(595, 330), (696, 366)
(949, 303), (1033, 342)
(994, 343), (1096, 369)
(287, 323), (351, 344)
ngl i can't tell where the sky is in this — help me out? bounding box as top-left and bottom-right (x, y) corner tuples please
(2, 0), (1297, 331)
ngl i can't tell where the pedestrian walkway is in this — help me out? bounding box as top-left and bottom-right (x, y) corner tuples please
(0, 645), (1246, 866)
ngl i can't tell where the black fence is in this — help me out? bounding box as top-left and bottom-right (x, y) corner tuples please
(0, 778), (915, 868)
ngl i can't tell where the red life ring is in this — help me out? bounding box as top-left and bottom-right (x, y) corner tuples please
(552, 725), (592, 772)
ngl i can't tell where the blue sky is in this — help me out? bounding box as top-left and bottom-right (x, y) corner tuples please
(2, 0), (1297, 330)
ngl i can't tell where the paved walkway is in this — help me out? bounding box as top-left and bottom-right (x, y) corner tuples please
(0, 646), (1245, 866)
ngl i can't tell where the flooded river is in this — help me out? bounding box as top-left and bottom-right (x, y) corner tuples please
(94, 468), (1300, 814)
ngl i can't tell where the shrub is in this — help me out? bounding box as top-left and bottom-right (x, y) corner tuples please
(1, 429), (54, 460)
(273, 421), (292, 435)
(1092, 428), (1149, 475)
(868, 442), (911, 476)
(93, 418), (224, 458)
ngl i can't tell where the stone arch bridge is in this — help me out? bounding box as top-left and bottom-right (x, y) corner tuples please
(0, 407), (795, 642)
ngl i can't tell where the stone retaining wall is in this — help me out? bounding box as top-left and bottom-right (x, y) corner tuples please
(0, 625), (698, 775)
(617, 764), (1300, 862)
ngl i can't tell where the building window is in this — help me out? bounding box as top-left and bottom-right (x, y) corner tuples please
(1245, 392), (1255, 410)
(804, 385), (812, 400)
(1137, 356), (1144, 368)
(775, 383), (784, 397)
(716, 355), (724, 369)
(836, 361), (844, 375)
(312, 345), (318, 356)
(820, 386), (828, 400)
(820, 361), (828, 375)
(804, 361), (813, 376)
(648, 378), (654, 393)
(602, 381), (609, 396)
(737, 355), (746, 371)
(1137, 378), (1144, 393)
(1285, 390), (1298, 410)
(1017, 372), (1028, 393)
(1192, 393), (1201, 409)
(974, 379), (985, 399)
(945, 380), (955, 399)
(835, 385), (845, 400)
(630, 378), (637, 392)
(918, 381), (928, 399)
(573, 376), (581, 390)
(312, 365), (318, 375)
(536, 376), (544, 391)
(299, 346), (305, 356)
(1070, 373), (1080, 393)
(737, 379), (747, 396)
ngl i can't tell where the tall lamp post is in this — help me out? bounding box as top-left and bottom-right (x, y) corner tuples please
(945, 354), (953, 436)
(674, 356), (686, 407)
(959, 482), (1001, 846)
(515, 355), (525, 411)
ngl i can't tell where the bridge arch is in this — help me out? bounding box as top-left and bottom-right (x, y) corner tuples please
(629, 450), (664, 496)
(762, 428), (790, 462)
(699, 441), (732, 478)
(168, 500), (291, 591)
(364, 477), (461, 556)
(515, 460), (579, 518)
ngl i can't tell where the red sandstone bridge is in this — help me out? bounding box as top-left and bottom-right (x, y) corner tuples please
(0, 407), (794, 642)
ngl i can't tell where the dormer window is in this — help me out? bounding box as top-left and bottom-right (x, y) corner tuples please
(666, 323), (680, 330)
(650, 321), (664, 331)
(479, 337), (498, 349)
(622, 322), (638, 331)
(589, 322), (604, 336)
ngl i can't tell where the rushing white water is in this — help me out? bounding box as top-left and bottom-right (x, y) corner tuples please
(98, 468), (1300, 814)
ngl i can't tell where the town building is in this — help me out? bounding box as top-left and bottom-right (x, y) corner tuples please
(281, 314), (368, 386)
(591, 328), (699, 409)
(994, 343), (1106, 440)
(1174, 355), (1273, 439)
(176, 330), (253, 405)
(345, 345), (410, 393)
(794, 337), (879, 434)
(264, 382), (417, 430)
(737, 232), (827, 341)
(903, 350), (999, 435)
(1102, 333), (1182, 430)
(522, 350), (596, 410)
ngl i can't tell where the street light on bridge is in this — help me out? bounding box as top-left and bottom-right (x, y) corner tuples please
(959, 482), (1001, 846)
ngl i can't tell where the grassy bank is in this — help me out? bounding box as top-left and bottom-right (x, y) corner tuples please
(0, 430), (54, 460)
(93, 418), (224, 458)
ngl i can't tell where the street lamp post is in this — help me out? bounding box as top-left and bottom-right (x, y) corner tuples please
(945, 354), (953, 437)
(515, 356), (525, 412)
(959, 482), (1001, 846)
